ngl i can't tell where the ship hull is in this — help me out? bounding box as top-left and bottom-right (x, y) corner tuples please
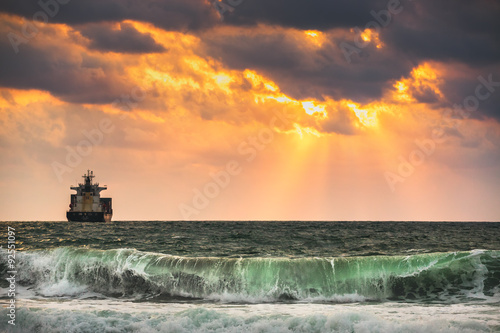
(67, 211), (112, 222)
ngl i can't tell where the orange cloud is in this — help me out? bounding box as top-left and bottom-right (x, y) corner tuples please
(391, 62), (444, 103)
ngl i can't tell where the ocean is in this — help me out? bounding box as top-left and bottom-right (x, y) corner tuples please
(1, 221), (499, 332)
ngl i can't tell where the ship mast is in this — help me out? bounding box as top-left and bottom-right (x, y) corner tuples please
(84, 169), (95, 184)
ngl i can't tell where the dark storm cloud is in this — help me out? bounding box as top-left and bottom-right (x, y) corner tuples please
(438, 69), (500, 121)
(205, 0), (500, 118)
(0, 29), (134, 104)
(79, 22), (165, 54)
(382, 0), (500, 122)
(0, 0), (218, 31)
(201, 30), (303, 70)
(381, 0), (500, 66)
(221, 0), (388, 29)
(220, 0), (500, 64)
(385, 26), (500, 67)
(1, 0), (499, 120)
(201, 24), (500, 119)
(201, 28), (413, 103)
(0, 0), (396, 31)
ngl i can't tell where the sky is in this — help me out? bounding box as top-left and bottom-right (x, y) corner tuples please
(0, 0), (499, 221)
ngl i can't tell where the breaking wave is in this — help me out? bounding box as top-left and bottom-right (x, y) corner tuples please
(1, 248), (499, 303)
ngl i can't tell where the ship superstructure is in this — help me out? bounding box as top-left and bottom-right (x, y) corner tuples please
(67, 170), (112, 222)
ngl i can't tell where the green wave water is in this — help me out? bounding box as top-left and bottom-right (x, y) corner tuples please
(3, 248), (499, 303)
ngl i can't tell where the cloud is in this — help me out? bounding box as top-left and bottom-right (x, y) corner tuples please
(0, 90), (16, 105)
(79, 22), (166, 53)
(221, 0), (389, 29)
(1, 1), (499, 124)
(0, 0), (218, 31)
(2, 0), (499, 119)
(200, 26), (413, 103)
(0, 15), (136, 104)
(221, 0), (500, 65)
(420, 63), (500, 121)
(383, 4), (500, 67)
(318, 104), (359, 135)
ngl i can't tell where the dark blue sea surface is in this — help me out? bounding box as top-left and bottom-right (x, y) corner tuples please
(3, 221), (500, 257)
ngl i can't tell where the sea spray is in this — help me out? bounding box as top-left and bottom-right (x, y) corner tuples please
(0, 305), (493, 333)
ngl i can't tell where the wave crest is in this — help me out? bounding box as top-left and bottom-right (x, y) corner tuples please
(1, 248), (499, 303)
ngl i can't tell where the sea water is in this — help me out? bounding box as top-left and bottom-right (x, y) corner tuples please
(1, 221), (499, 332)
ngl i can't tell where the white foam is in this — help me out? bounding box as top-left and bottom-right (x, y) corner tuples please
(1, 298), (497, 333)
(37, 279), (88, 297)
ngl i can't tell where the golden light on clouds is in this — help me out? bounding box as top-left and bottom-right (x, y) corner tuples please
(391, 62), (444, 102)
(304, 30), (325, 47)
(348, 102), (378, 128)
(0, 89), (59, 108)
(131, 34), (448, 140)
(393, 81), (412, 102)
(243, 69), (279, 92)
(293, 123), (322, 139)
(301, 101), (327, 118)
(411, 63), (444, 99)
(360, 28), (384, 48)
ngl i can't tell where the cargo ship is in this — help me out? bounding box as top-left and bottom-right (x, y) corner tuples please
(67, 170), (112, 222)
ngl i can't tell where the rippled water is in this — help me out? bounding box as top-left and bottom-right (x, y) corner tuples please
(4, 221), (500, 257)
